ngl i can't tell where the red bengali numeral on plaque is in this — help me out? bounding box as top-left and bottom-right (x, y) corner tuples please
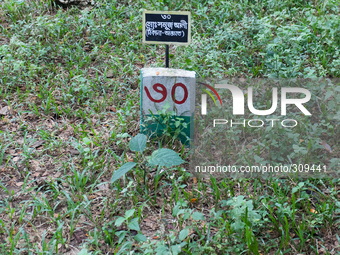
(144, 83), (188, 104)
(144, 83), (167, 103)
(171, 83), (188, 104)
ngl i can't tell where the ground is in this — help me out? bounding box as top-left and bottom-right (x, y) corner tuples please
(0, 0), (340, 254)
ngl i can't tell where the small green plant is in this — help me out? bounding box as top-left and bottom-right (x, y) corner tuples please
(111, 133), (185, 189)
(221, 195), (264, 234)
(140, 199), (205, 255)
(143, 102), (190, 146)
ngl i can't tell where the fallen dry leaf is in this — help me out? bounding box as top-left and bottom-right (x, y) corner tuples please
(16, 182), (24, 187)
(69, 149), (80, 155)
(0, 106), (8, 115)
(191, 198), (198, 203)
(31, 172), (40, 177)
(106, 70), (114, 78)
(97, 183), (109, 190)
(17, 138), (24, 144)
(73, 229), (87, 244)
(321, 141), (332, 153)
(30, 140), (44, 148)
(193, 177), (197, 184)
(54, 172), (61, 178)
(310, 208), (318, 214)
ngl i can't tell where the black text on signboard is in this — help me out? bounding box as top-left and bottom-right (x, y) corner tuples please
(142, 10), (191, 45)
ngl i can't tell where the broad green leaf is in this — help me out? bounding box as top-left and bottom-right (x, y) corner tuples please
(148, 148), (184, 167)
(254, 155), (263, 163)
(172, 205), (180, 216)
(129, 133), (147, 152)
(83, 137), (91, 145)
(175, 209), (186, 217)
(116, 230), (127, 244)
(155, 244), (168, 254)
(171, 244), (181, 255)
(232, 221), (245, 232)
(115, 217), (125, 227)
(292, 182), (304, 194)
(325, 90), (333, 100)
(128, 218), (140, 231)
(183, 211), (191, 220)
(292, 144), (300, 150)
(134, 233), (147, 242)
(125, 209), (135, 219)
(192, 212), (205, 221)
(78, 249), (92, 255)
(111, 162), (136, 184)
(178, 228), (189, 241)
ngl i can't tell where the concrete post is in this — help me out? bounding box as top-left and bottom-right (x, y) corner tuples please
(140, 68), (196, 145)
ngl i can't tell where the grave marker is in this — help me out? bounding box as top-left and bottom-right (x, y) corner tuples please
(140, 68), (195, 145)
(141, 10), (195, 145)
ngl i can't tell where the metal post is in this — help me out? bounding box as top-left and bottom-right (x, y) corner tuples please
(165, 45), (169, 68)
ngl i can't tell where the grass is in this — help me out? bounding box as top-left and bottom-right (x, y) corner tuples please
(0, 0), (340, 254)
